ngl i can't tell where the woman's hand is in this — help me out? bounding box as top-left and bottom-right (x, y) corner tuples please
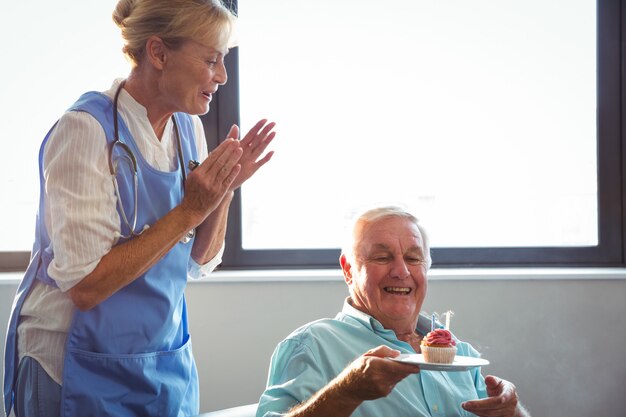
(181, 138), (243, 225)
(226, 119), (276, 190)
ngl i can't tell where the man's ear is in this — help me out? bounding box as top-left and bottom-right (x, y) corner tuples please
(340, 254), (353, 286)
(145, 35), (168, 69)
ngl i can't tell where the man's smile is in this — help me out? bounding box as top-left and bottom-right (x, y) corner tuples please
(384, 287), (412, 295)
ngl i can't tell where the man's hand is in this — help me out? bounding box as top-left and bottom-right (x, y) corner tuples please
(339, 345), (421, 402)
(461, 375), (531, 417)
(286, 345), (420, 417)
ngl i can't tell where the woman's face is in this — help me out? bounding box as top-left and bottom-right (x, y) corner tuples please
(159, 39), (228, 115)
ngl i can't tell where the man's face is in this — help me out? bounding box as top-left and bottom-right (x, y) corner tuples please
(342, 216), (428, 331)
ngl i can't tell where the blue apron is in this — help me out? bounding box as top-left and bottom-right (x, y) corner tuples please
(3, 92), (200, 417)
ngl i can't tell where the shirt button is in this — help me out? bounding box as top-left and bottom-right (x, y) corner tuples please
(433, 404), (439, 412)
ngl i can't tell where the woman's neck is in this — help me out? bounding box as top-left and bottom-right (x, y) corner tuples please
(123, 71), (173, 140)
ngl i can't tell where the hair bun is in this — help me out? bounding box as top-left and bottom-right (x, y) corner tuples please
(112, 0), (137, 27)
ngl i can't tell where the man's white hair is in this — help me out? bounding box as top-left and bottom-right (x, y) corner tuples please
(340, 205), (432, 269)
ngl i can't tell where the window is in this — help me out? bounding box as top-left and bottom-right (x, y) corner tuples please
(0, 0), (129, 271)
(1, 0), (622, 272)
(219, 0), (624, 268)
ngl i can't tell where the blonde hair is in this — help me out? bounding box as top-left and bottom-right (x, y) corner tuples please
(341, 205), (432, 269)
(112, 0), (236, 65)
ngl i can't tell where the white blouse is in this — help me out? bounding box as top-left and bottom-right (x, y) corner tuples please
(18, 79), (223, 385)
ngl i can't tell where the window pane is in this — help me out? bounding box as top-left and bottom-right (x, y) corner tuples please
(0, 0), (129, 251)
(237, 0), (597, 250)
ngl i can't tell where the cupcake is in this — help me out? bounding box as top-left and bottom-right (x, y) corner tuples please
(420, 328), (457, 364)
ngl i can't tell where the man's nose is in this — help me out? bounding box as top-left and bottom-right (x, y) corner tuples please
(389, 259), (410, 279)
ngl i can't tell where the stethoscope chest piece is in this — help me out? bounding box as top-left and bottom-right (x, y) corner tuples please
(181, 229), (195, 244)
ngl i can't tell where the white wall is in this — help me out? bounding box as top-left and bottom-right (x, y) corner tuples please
(2, 270), (626, 417)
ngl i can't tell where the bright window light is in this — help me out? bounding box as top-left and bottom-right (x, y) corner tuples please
(0, 0), (129, 251)
(0, 0), (597, 254)
(237, 0), (597, 249)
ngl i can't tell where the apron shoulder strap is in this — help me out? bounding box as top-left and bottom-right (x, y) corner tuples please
(68, 92), (116, 143)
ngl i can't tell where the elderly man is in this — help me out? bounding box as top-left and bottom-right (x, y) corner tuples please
(257, 206), (531, 417)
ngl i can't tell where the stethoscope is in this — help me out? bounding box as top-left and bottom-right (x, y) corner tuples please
(108, 80), (197, 243)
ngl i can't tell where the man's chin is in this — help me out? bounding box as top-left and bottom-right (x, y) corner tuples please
(384, 303), (418, 318)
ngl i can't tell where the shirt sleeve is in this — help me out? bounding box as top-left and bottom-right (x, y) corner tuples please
(43, 111), (120, 291)
(257, 338), (329, 417)
(187, 242), (225, 280)
(457, 341), (488, 398)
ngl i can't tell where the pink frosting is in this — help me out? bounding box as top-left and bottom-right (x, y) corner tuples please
(423, 329), (456, 346)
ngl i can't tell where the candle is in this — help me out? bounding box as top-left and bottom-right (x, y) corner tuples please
(431, 313), (436, 331)
(444, 310), (454, 330)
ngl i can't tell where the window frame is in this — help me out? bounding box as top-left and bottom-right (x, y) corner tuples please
(218, 0), (626, 269)
(0, 0), (623, 272)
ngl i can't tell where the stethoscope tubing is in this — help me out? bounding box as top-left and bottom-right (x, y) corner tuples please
(108, 80), (194, 242)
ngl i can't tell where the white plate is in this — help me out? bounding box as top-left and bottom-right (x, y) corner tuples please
(391, 354), (490, 371)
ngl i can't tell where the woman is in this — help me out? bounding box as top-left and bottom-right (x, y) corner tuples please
(3, 1), (276, 416)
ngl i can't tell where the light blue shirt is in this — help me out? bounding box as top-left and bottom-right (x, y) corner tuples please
(257, 299), (487, 417)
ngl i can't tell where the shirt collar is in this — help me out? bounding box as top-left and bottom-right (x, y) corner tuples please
(341, 296), (439, 337)
(107, 78), (149, 119)
(416, 313), (436, 336)
(342, 297), (382, 330)
(105, 78), (173, 148)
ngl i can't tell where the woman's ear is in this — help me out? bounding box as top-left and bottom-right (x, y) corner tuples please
(145, 36), (168, 69)
(340, 254), (353, 286)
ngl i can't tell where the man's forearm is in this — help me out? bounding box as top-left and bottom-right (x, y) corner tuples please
(285, 373), (362, 417)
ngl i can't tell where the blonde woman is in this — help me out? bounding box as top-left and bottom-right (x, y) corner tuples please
(3, 1), (276, 415)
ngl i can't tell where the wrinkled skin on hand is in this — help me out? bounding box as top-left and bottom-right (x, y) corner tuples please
(181, 137), (243, 224)
(339, 345), (421, 402)
(226, 119), (276, 191)
(462, 375), (522, 417)
(180, 118), (276, 225)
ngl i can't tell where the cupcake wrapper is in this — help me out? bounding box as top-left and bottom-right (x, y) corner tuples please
(421, 345), (457, 364)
